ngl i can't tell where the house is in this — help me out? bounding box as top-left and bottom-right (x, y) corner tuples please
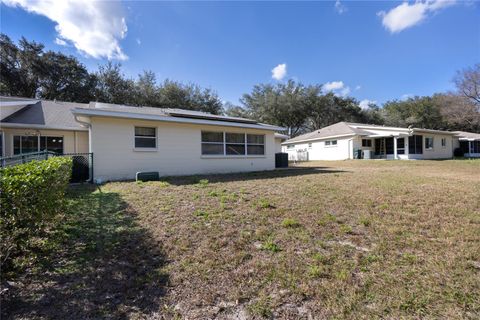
(274, 133), (290, 153)
(0, 96), (89, 157)
(453, 131), (480, 158)
(282, 122), (465, 160)
(1, 96), (285, 181)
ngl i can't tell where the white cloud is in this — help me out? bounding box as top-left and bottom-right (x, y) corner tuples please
(378, 0), (456, 33)
(136, 38), (141, 45)
(401, 93), (414, 100)
(323, 80), (351, 97)
(323, 81), (345, 91)
(2, 0), (128, 60)
(55, 37), (67, 46)
(271, 63), (287, 81)
(359, 99), (377, 110)
(355, 85), (361, 91)
(334, 0), (347, 14)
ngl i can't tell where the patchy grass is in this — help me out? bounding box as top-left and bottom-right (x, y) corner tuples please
(4, 160), (480, 319)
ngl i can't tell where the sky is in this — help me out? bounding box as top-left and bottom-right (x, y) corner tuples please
(1, 0), (479, 108)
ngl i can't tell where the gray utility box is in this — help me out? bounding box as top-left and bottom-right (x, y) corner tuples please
(136, 171), (160, 182)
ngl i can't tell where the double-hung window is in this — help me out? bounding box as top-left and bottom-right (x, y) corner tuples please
(441, 138), (446, 148)
(325, 140), (337, 146)
(425, 137), (434, 150)
(134, 127), (156, 149)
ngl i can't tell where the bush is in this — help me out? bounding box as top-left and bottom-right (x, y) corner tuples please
(0, 157), (72, 275)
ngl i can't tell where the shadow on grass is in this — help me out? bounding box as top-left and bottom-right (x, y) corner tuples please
(162, 166), (347, 186)
(3, 185), (168, 319)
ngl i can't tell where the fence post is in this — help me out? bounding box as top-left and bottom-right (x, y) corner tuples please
(90, 153), (94, 183)
(22, 155), (25, 164)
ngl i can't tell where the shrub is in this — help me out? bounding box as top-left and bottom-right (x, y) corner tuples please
(0, 157), (72, 275)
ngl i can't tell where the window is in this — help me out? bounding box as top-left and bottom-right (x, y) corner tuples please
(247, 134), (265, 155)
(14, 135), (39, 155)
(40, 136), (64, 154)
(362, 139), (372, 147)
(201, 131), (265, 156)
(308, 143), (312, 148)
(226, 133), (245, 155)
(397, 138), (405, 154)
(408, 135), (423, 154)
(441, 138), (446, 148)
(325, 140), (337, 146)
(134, 127), (156, 149)
(201, 131), (224, 155)
(425, 137), (434, 150)
(287, 145), (295, 149)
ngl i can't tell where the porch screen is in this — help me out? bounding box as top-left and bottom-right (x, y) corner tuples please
(408, 135), (423, 154)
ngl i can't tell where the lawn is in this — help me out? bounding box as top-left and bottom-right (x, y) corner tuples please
(3, 160), (479, 319)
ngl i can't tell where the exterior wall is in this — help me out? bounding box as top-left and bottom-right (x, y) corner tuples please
(274, 138), (283, 153)
(415, 133), (453, 159)
(0, 127), (89, 157)
(90, 117), (276, 181)
(282, 137), (353, 161)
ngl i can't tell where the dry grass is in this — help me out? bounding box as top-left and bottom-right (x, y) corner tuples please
(4, 160), (480, 319)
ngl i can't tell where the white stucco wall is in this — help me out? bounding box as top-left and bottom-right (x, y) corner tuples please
(0, 128), (89, 157)
(418, 133), (453, 159)
(89, 117), (276, 181)
(282, 137), (353, 161)
(274, 138), (283, 153)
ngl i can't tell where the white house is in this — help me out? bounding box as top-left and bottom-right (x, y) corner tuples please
(453, 131), (480, 158)
(0, 96), (285, 181)
(282, 122), (464, 161)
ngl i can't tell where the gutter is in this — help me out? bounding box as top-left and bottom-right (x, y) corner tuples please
(282, 133), (357, 145)
(0, 122), (88, 131)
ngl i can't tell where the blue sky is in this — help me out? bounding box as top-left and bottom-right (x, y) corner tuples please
(1, 0), (479, 107)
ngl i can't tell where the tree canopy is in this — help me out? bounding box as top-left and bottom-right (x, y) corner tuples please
(1, 34), (479, 134)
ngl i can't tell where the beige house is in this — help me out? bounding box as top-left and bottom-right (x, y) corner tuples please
(1, 97), (284, 181)
(0, 97), (89, 157)
(282, 122), (462, 161)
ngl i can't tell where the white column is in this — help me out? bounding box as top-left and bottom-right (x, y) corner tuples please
(468, 141), (472, 156)
(393, 136), (398, 160)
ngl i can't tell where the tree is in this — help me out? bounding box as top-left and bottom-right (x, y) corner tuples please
(454, 64), (480, 107)
(134, 70), (160, 107)
(433, 93), (480, 132)
(240, 80), (318, 136)
(94, 62), (136, 105)
(0, 35), (44, 97)
(39, 51), (96, 102)
(382, 96), (444, 129)
(157, 80), (223, 114)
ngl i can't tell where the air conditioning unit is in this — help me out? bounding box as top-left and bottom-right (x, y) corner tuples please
(363, 150), (371, 159)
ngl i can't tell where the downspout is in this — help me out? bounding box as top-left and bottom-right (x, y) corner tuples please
(74, 114), (94, 182)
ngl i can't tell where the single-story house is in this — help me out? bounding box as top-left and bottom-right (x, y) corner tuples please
(282, 122), (479, 160)
(1, 96), (285, 181)
(453, 131), (480, 158)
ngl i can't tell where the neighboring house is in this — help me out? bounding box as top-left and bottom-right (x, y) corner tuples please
(0, 96), (89, 157)
(453, 131), (480, 158)
(1, 96), (285, 181)
(282, 122), (465, 161)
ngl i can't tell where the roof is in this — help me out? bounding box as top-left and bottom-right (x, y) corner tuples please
(74, 102), (285, 131)
(454, 131), (480, 141)
(274, 133), (290, 140)
(283, 122), (370, 144)
(283, 122), (456, 144)
(1, 98), (88, 131)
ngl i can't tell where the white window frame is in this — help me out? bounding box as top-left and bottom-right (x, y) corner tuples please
(425, 137), (434, 150)
(134, 126), (157, 151)
(362, 139), (372, 147)
(201, 131), (265, 157)
(308, 143), (312, 148)
(441, 137), (446, 148)
(325, 140), (338, 147)
(287, 144), (295, 150)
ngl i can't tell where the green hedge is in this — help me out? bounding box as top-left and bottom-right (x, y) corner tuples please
(0, 157), (72, 274)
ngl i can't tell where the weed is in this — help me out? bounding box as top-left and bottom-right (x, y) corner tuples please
(194, 209), (210, 219)
(359, 216), (371, 227)
(197, 179), (209, 188)
(281, 218), (300, 228)
(262, 238), (281, 253)
(317, 213), (336, 226)
(248, 296), (273, 318)
(257, 198), (274, 209)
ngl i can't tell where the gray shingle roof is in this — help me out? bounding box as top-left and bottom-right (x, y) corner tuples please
(1, 99), (88, 130)
(284, 122), (370, 143)
(454, 131), (480, 140)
